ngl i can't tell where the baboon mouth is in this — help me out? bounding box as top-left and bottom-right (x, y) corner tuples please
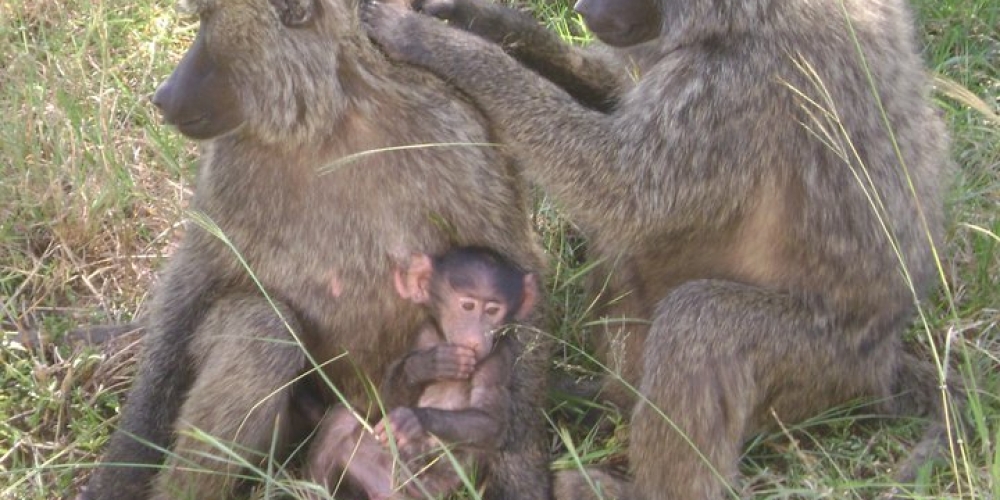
(588, 24), (658, 47)
(172, 115), (228, 140)
(588, 29), (632, 47)
(172, 115), (208, 128)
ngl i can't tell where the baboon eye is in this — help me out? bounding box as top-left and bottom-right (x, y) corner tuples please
(461, 300), (476, 311)
(485, 305), (502, 316)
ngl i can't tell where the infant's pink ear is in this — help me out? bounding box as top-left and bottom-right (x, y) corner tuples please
(393, 253), (433, 303)
(515, 273), (539, 321)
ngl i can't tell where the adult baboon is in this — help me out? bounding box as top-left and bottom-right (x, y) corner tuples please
(78, 0), (550, 498)
(363, 0), (950, 497)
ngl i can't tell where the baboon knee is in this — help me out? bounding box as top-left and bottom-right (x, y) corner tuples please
(155, 296), (307, 499)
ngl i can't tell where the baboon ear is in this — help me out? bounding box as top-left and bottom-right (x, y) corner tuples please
(269, 0), (317, 27)
(514, 273), (539, 321)
(394, 254), (433, 304)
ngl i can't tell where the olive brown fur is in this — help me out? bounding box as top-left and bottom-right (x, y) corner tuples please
(363, 0), (952, 497)
(79, 0), (550, 498)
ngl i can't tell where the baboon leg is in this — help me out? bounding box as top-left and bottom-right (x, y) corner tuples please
(151, 295), (306, 500)
(305, 405), (401, 500)
(81, 246), (219, 500)
(633, 279), (902, 499)
(886, 351), (962, 488)
(483, 332), (552, 500)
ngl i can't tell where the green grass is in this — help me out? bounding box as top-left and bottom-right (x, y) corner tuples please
(1, 0), (997, 498)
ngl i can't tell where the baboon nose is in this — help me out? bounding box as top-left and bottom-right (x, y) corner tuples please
(151, 79), (178, 113)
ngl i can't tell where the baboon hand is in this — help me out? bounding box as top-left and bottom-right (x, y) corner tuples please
(374, 407), (426, 451)
(412, 0), (459, 19)
(380, 0), (416, 9)
(363, 0), (438, 66)
(404, 344), (478, 383)
(414, 0), (513, 42)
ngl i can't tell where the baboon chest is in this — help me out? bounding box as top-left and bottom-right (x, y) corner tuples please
(204, 166), (427, 336)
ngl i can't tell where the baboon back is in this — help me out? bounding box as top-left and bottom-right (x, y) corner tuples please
(362, 0), (949, 497)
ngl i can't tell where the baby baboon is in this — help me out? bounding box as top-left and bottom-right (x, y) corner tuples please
(304, 247), (538, 499)
(78, 0), (551, 499)
(364, 0), (950, 498)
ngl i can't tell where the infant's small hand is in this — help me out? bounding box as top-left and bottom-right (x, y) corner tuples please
(374, 407), (425, 449)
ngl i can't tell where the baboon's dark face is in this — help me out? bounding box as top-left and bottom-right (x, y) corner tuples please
(152, 27), (245, 139)
(574, 0), (661, 47)
(153, 0), (341, 141)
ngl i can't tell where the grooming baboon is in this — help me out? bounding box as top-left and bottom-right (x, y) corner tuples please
(78, 0), (551, 498)
(363, 0), (950, 498)
(304, 247), (538, 499)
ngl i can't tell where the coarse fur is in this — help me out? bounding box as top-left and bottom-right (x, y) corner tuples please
(363, 0), (951, 497)
(79, 0), (550, 498)
(304, 247), (538, 499)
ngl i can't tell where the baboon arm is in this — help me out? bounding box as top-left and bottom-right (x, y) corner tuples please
(381, 353), (427, 405)
(82, 235), (223, 500)
(413, 339), (512, 450)
(425, 0), (627, 111)
(411, 404), (507, 450)
(365, 11), (757, 243)
(380, 326), (442, 406)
